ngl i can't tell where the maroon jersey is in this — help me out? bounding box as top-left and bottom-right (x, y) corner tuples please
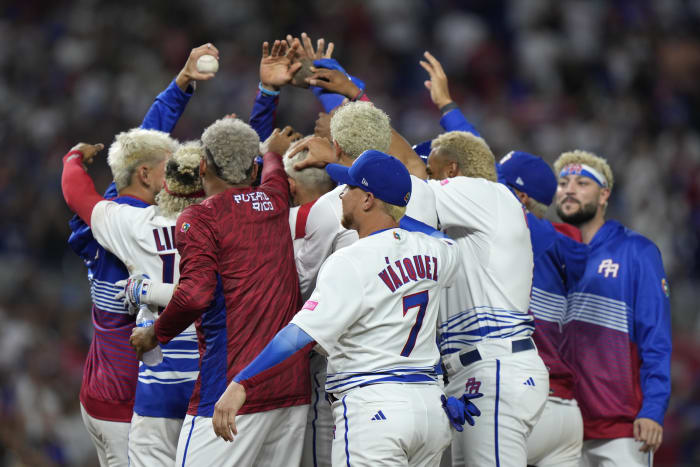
(154, 152), (309, 416)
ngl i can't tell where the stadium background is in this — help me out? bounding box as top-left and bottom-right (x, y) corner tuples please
(1, 0), (699, 465)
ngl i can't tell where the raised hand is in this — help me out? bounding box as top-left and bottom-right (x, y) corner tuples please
(69, 142), (104, 166)
(419, 51), (453, 110)
(176, 43), (220, 91)
(262, 126), (303, 156)
(285, 32), (334, 87)
(306, 68), (360, 99)
(260, 40), (302, 92)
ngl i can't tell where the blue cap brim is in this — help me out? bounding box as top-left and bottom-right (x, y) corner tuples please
(326, 163), (355, 186)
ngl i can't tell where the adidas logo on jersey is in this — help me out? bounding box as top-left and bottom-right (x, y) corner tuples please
(370, 410), (387, 421)
(523, 377), (536, 387)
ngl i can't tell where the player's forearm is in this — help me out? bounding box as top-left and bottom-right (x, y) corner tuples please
(389, 129), (428, 179)
(61, 151), (105, 227)
(439, 106), (480, 136)
(141, 79), (194, 132)
(234, 324), (315, 391)
(249, 91), (279, 141)
(260, 150), (285, 184)
(154, 269), (216, 343)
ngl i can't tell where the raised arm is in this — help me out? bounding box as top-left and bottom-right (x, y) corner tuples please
(420, 51), (480, 135)
(61, 143), (106, 226)
(141, 43), (219, 132)
(249, 40), (301, 140)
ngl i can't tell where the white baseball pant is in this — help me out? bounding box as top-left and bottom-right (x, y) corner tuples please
(580, 438), (653, 467)
(330, 383), (451, 467)
(527, 397), (583, 466)
(301, 351), (333, 467)
(80, 403), (130, 467)
(128, 412), (183, 467)
(444, 337), (549, 467)
(175, 405), (308, 467)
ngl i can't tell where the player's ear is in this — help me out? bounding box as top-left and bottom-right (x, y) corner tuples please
(287, 177), (297, 197)
(199, 158), (207, 178)
(448, 161), (459, 178)
(251, 161), (259, 181)
(598, 186), (611, 208)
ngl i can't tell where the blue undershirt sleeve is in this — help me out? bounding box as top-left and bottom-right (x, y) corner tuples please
(439, 108), (480, 136)
(234, 324), (315, 385)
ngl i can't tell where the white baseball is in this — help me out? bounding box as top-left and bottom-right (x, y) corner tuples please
(196, 54), (219, 74)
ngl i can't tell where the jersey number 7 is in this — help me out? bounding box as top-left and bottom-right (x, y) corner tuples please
(401, 290), (429, 357)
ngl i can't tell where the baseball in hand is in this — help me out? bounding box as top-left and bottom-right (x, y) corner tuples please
(196, 54), (219, 74)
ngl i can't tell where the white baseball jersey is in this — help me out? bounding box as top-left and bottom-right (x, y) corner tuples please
(90, 200), (199, 464)
(291, 228), (460, 396)
(426, 177), (534, 354)
(290, 176), (438, 300)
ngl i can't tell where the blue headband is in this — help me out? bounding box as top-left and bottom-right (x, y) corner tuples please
(559, 163), (608, 187)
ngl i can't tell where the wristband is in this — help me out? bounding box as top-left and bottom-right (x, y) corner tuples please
(351, 88), (365, 102)
(258, 82), (280, 96)
(64, 150), (84, 164)
(439, 102), (459, 114)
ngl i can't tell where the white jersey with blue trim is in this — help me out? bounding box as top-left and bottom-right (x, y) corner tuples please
(291, 228), (460, 396)
(90, 200), (199, 418)
(426, 177), (535, 354)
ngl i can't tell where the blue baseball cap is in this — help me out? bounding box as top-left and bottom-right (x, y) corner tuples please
(496, 151), (557, 205)
(326, 150), (412, 206)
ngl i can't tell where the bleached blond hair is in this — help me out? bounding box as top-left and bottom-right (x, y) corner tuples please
(107, 128), (179, 190)
(156, 141), (205, 218)
(283, 147), (334, 193)
(201, 118), (260, 184)
(431, 131), (497, 182)
(330, 101), (391, 160)
(553, 150), (615, 192)
(380, 201), (407, 223)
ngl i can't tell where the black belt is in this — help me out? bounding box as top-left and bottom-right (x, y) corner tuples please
(459, 338), (535, 367)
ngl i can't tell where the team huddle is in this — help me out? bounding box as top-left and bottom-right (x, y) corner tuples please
(60, 35), (671, 467)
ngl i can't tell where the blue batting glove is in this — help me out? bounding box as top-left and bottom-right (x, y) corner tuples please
(460, 392), (483, 426)
(441, 394), (466, 431)
(115, 273), (150, 314)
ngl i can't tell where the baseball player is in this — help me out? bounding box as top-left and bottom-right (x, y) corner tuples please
(62, 140), (205, 466)
(284, 98), (442, 466)
(496, 151), (588, 466)
(388, 128), (550, 466)
(64, 43), (215, 466)
(553, 150), (671, 466)
(129, 118), (310, 467)
(213, 149), (479, 467)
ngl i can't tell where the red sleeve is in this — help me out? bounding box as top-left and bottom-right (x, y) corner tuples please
(154, 208), (219, 344)
(61, 150), (105, 226)
(260, 151), (290, 202)
(552, 222), (582, 242)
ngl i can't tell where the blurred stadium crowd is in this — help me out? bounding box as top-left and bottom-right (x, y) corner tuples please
(1, 0), (699, 465)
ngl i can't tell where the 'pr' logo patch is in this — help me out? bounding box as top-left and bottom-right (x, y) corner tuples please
(180, 222), (191, 233)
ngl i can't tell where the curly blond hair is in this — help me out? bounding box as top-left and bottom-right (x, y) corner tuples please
(156, 141), (205, 218)
(330, 101), (391, 160)
(201, 118), (260, 184)
(431, 131), (497, 181)
(553, 150), (614, 191)
(107, 128), (179, 190)
(283, 147), (334, 192)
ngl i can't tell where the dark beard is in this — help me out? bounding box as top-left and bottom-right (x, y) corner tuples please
(556, 200), (597, 226)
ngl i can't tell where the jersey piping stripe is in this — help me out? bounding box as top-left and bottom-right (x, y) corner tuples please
(181, 416), (196, 467)
(495, 359), (501, 467)
(311, 371), (321, 467)
(342, 395), (350, 467)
